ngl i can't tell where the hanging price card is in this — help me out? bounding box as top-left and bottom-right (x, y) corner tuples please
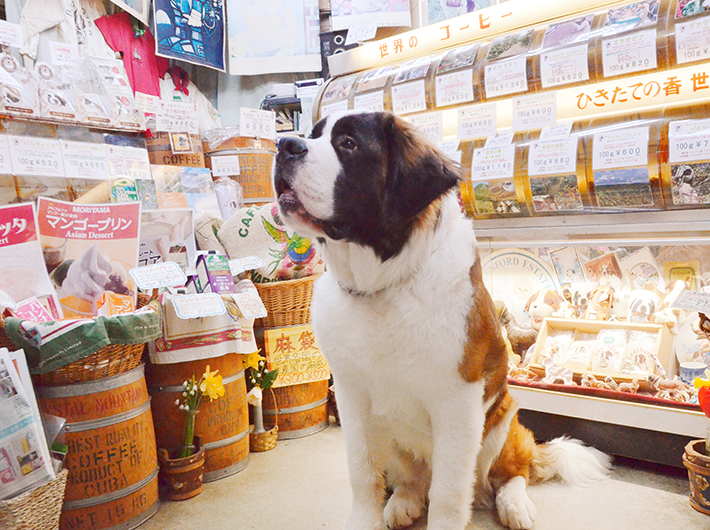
(438, 140), (462, 164)
(671, 290), (710, 313)
(130, 261), (187, 290)
(0, 20), (22, 48)
(485, 129), (514, 148)
(458, 104), (496, 140)
(228, 256), (265, 276)
(60, 141), (109, 180)
(669, 119), (710, 163)
(471, 145), (515, 182)
(539, 122), (573, 140)
(484, 57), (528, 99)
(435, 69), (474, 107)
(0, 135), (13, 174)
(675, 18), (710, 65)
(231, 291), (267, 319)
(528, 138), (578, 176)
(49, 41), (78, 67)
(172, 293), (226, 319)
(408, 112), (443, 143)
(392, 80), (427, 115)
(592, 126), (649, 170)
(512, 93), (557, 132)
(354, 91), (384, 112)
(156, 101), (199, 134)
(240, 107), (277, 140)
(345, 16), (379, 46)
(321, 100), (349, 118)
(210, 154), (241, 177)
(8, 136), (64, 177)
(602, 29), (657, 78)
(107, 145), (152, 180)
(540, 44), (590, 88)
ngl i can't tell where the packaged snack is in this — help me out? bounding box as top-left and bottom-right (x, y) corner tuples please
(563, 332), (597, 371)
(591, 328), (629, 373)
(621, 330), (657, 375)
(537, 330), (574, 366)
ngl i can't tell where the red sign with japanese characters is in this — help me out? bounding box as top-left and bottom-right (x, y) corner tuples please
(37, 199), (140, 240)
(0, 203), (37, 247)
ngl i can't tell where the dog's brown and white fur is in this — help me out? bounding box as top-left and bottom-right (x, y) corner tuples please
(273, 111), (610, 530)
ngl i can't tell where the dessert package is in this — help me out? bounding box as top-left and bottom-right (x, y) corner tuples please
(591, 328), (629, 373)
(35, 62), (78, 122)
(0, 54), (39, 118)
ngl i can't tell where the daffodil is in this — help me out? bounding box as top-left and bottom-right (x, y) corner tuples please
(200, 365), (225, 401)
(695, 374), (710, 420)
(243, 350), (266, 371)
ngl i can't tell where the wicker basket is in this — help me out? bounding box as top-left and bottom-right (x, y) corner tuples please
(0, 469), (68, 530)
(254, 275), (317, 328)
(249, 426), (278, 452)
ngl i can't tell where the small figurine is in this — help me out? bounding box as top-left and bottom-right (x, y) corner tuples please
(525, 289), (564, 330)
(648, 374), (691, 392)
(494, 299), (538, 357)
(652, 280), (688, 335)
(616, 379), (640, 393)
(583, 284), (615, 320)
(628, 288), (661, 323)
(580, 372), (614, 390)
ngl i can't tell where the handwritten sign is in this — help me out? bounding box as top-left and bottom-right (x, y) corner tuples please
(172, 293), (226, 319)
(669, 119), (710, 163)
(528, 138), (577, 176)
(60, 141), (109, 180)
(231, 291), (267, 319)
(540, 44), (589, 88)
(458, 103), (496, 140)
(0, 135), (13, 174)
(0, 20), (22, 48)
(49, 41), (78, 67)
(321, 100), (349, 118)
(676, 18), (710, 65)
(471, 144), (515, 182)
(8, 136), (64, 177)
(210, 154), (241, 177)
(484, 57), (527, 99)
(602, 29), (657, 78)
(592, 126), (649, 170)
(135, 92), (160, 115)
(672, 290), (710, 314)
(264, 324), (330, 388)
(435, 69), (474, 107)
(156, 101), (199, 134)
(240, 108), (276, 140)
(512, 92), (557, 132)
(345, 16), (379, 46)
(130, 262), (187, 290)
(228, 256), (265, 276)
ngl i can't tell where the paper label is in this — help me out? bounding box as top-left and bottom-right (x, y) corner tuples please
(484, 57), (528, 99)
(675, 18), (710, 65)
(602, 29), (657, 77)
(60, 141), (109, 180)
(438, 140), (462, 164)
(407, 112), (443, 143)
(49, 41), (78, 67)
(540, 44), (590, 88)
(172, 293), (226, 319)
(471, 145), (515, 182)
(0, 135), (13, 174)
(0, 289), (16, 309)
(231, 291), (267, 319)
(391, 80), (427, 115)
(511, 92), (557, 131)
(669, 119), (710, 163)
(107, 145), (152, 180)
(321, 100), (349, 118)
(8, 136), (64, 177)
(485, 130), (514, 148)
(540, 122), (573, 140)
(528, 138), (578, 176)
(228, 256), (265, 276)
(210, 154), (241, 177)
(458, 104), (496, 140)
(354, 91), (384, 112)
(130, 262), (187, 290)
(345, 16), (379, 45)
(671, 290), (710, 313)
(592, 127), (649, 170)
(135, 92), (160, 115)
(240, 107), (277, 140)
(0, 20), (23, 48)
(156, 101), (199, 134)
(435, 69), (474, 107)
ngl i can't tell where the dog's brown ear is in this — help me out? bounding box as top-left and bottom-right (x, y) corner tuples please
(383, 113), (462, 221)
(524, 293), (536, 312)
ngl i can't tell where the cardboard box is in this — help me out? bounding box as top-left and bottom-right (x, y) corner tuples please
(195, 253), (236, 294)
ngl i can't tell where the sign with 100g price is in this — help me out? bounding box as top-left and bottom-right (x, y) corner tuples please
(240, 108), (276, 140)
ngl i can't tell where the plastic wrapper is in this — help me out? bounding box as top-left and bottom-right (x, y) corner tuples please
(621, 330), (658, 375)
(563, 332), (597, 371)
(538, 330), (574, 365)
(542, 362), (575, 385)
(592, 328), (629, 373)
(35, 62), (78, 122)
(202, 126), (241, 152)
(214, 177), (244, 220)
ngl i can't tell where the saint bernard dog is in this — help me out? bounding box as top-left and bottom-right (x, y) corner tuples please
(273, 111), (610, 530)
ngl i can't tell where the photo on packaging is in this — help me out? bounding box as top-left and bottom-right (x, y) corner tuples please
(473, 179), (520, 214)
(530, 174), (584, 212)
(603, 0), (659, 36)
(541, 15), (594, 49)
(593, 167), (654, 207)
(486, 29), (533, 61)
(670, 162), (710, 204)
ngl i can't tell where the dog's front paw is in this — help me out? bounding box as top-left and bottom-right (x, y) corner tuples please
(495, 476), (536, 530)
(383, 486), (426, 529)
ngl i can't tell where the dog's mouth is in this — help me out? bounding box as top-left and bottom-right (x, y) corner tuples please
(275, 176), (325, 234)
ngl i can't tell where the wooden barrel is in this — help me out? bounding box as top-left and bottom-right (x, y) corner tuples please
(145, 131), (205, 167)
(262, 380), (329, 440)
(204, 136), (277, 203)
(36, 365), (158, 530)
(145, 353), (250, 482)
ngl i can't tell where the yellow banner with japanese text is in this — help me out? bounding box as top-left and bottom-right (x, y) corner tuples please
(264, 324), (330, 388)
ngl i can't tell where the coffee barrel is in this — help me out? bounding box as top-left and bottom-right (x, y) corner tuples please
(145, 131), (205, 168)
(36, 365), (158, 530)
(262, 380), (329, 440)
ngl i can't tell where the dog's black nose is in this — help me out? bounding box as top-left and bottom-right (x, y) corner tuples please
(279, 137), (308, 157)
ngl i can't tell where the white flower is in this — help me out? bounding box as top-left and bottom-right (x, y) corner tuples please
(190, 390), (195, 395)
(182, 391), (188, 397)
(192, 384), (198, 392)
(246, 387), (262, 407)
(174, 399), (180, 406)
(183, 381), (188, 387)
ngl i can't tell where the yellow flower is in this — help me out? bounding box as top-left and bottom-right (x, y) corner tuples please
(200, 365), (225, 401)
(243, 351), (265, 371)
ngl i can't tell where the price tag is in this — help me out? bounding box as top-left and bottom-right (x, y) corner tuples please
(60, 141), (109, 180)
(392, 80), (427, 115)
(512, 93), (557, 132)
(528, 138), (578, 176)
(135, 92), (160, 115)
(485, 130), (514, 148)
(8, 136), (65, 177)
(228, 256), (265, 276)
(471, 145), (515, 182)
(240, 107), (276, 140)
(435, 69), (474, 108)
(407, 112), (443, 143)
(458, 104), (496, 140)
(539, 122), (573, 140)
(354, 91), (384, 112)
(172, 293), (226, 319)
(107, 145), (152, 180)
(231, 292), (267, 319)
(130, 262), (188, 290)
(592, 126), (649, 170)
(0, 20), (22, 48)
(671, 290), (710, 313)
(156, 101), (199, 135)
(484, 57), (528, 99)
(676, 18), (710, 65)
(0, 135), (13, 174)
(211, 154), (241, 177)
(540, 44), (589, 88)
(0, 289), (17, 310)
(49, 41), (78, 67)
(438, 140), (462, 164)
(669, 119), (710, 163)
(321, 100), (349, 118)
(602, 29), (657, 78)
(345, 16), (379, 46)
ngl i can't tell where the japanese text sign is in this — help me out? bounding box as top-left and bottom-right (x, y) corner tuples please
(264, 324), (331, 388)
(0, 203), (37, 247)
(129, 261), (187, 290)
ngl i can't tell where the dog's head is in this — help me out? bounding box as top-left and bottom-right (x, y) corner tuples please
(273, 111), (461, 261)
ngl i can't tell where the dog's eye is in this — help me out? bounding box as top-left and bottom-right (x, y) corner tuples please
(337, 137), (357, 151)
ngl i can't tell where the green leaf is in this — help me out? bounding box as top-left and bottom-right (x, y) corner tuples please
(260, 369), (279, 391)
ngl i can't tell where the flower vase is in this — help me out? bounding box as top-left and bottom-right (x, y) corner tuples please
(158, 435), (205, 501)
(683, 439), (710, 515)
(249, 402), (278, 452)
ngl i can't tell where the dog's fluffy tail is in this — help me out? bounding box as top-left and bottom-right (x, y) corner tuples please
(529, 436), (612, 487)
